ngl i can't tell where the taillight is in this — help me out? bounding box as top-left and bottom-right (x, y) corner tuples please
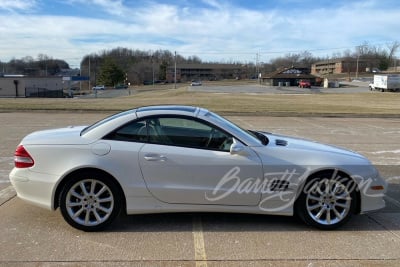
(14, 145), (34, 168)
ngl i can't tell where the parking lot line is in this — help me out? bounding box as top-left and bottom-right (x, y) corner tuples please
(0, 185), (16, 206)
(192, 215), (207, 267)
(385, 195), (400, 209)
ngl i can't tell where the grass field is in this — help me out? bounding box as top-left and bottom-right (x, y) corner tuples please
(0, 86), (399, 117)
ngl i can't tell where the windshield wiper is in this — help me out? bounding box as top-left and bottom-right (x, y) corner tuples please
(248, 130), (269, 146)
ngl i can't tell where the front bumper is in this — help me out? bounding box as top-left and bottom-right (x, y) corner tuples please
(359, 176), (388, 214)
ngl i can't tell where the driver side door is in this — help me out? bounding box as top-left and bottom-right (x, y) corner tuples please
(138, 116), (263, 206)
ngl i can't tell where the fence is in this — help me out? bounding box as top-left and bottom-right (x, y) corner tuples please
(25, 87), (64, 98)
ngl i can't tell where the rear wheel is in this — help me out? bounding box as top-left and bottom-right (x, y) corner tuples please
(59, 171), (122, 231)
(295, 173), (357, 230)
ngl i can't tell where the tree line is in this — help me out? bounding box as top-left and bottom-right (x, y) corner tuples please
(80, 48), (207, 86)
(266, 41), (399, 73)
(1, 41), (398, 86)
(84, 42), (399, 86)
(1, 54), (69, 76)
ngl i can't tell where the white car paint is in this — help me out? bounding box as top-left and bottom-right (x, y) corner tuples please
(9, 105), (387, 231)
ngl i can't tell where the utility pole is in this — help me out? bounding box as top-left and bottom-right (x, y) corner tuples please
(256, 52), (259, 77)
(356, 54), (359, 79)
(355, 44), (367, 79)
(152, 54), (155, 87)
(88, 56), (91, 90)
(174, 51), (177, 89)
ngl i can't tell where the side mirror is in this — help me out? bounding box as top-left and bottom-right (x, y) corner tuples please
(230, 139), (245, 155)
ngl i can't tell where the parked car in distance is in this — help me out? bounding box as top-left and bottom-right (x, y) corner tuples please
(298, 80), (311, 88)
(114, 84), (128, 89)
(10, 105), (387, 231)
(92, 85), (105, 90)
(190, 80), (202, 86)
(372, 68), (381, 73)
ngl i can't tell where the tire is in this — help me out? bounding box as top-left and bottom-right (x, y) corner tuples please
(59, 171), (122, 231)
(295, 172), (357, 230)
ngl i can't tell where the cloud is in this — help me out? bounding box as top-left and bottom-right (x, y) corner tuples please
(0, 0), (37, 11)
(64, 0), (126, 16)
(85, 0), (126, 15)
(201, 0), (225, 10)
(0, 0), (399, 67)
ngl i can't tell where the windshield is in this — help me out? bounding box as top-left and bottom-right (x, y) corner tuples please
(204, 111), (265, 145)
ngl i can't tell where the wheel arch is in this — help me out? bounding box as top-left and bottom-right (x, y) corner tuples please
(53, 167), (127, 212)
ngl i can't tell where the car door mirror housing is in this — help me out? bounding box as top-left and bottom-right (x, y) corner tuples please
(230, 140), (245, 155)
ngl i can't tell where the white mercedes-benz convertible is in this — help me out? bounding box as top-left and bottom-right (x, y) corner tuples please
(10, 106), (386, 231)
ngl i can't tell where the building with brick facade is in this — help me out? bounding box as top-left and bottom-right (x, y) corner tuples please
(311, 59), (368, 75)
(165, 63), (252, 82)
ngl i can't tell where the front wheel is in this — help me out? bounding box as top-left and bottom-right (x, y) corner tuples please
(59, 171), (122, 231)
(295, 174), (357, 230)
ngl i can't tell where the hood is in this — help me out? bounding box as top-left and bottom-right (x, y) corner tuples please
(21, 126), (91, 145)
(261, 132), (367, 161)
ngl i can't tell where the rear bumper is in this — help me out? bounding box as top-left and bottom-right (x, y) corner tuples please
(9, 168), (57, 210)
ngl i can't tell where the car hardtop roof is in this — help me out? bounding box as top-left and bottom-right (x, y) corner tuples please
(135, 105), (206, 117)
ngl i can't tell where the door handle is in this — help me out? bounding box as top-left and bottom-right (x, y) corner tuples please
(144, 154), (167, 161)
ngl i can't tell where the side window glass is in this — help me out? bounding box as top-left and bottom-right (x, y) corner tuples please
(104, 116), (234, 151)
(207, 128), (234, 151)
(152, 117), (233, 151)
(104, 120), (147, 142)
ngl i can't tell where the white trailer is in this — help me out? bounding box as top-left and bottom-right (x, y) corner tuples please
(369, 74), (400, 92)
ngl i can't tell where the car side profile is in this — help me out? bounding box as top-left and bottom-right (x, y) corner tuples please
(190, 80), (202, 86)
(92, 85), (105, 90)
(10, 105), (386, 231)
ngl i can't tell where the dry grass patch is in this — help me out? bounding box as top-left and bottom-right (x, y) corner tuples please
(0, 87), (399, 116)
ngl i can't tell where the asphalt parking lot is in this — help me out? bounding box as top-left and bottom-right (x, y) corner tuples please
(77, 81), (373, 99)
(0, 112), (399, 266)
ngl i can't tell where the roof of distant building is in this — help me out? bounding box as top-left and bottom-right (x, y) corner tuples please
(262, 67), (315, 79)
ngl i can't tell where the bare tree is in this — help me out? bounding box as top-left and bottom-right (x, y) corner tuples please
(387, 41), (400, 67)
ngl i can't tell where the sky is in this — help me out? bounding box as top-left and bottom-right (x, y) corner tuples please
(0, 0), (399, 68)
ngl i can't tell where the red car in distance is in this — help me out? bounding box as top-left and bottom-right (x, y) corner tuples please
(298, 80), (311, 88)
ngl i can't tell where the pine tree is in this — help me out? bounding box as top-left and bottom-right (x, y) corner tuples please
(98, 57), (125, 86)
